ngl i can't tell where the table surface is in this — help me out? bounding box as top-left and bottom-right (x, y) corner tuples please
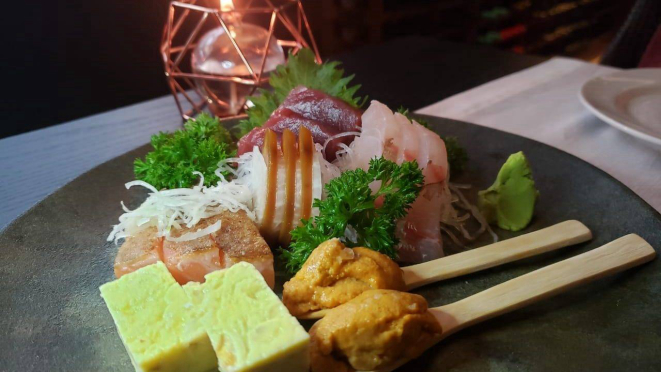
(419, 58), (661, 213)
(0, 37), (544, 230)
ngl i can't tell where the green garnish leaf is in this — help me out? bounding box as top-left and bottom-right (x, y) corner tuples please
(442, 136), (468, 174)
(478, 151), (539, 231)
(134, 113), (235, 190)
(282, 157), (424, 273)
(236, 48), (366, 137)
(396, 107), (468, 174)
(396, 106), (429, 128)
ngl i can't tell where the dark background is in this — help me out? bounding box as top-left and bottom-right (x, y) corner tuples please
(0, 0), (635, 139)
(1, 1), (170, 138)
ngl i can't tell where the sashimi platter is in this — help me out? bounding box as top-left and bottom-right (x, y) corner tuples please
(86, 50), (658, 371)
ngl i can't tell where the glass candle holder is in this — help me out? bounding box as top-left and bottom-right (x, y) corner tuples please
(191, 22), (285, 116)
(161, 0), (320, 121)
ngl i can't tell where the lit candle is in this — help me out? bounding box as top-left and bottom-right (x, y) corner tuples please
(191, 0), (285, 116)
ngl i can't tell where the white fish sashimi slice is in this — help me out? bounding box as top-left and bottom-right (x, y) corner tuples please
(361, 101), (397, 136)
(242, 150), (268, 226)
(336, 128), (384, 172)
(424, 123), (448, 169)
(346, 102), (450, 184)
(269, 152), (323, 235)
(411, 119), (432, 174)
(234, 137), (328, 243)
(394, 113), (420, 164)
(413, 120), (449, 185)
(293, 149), (325, 227)
(315, 143), (341, 199)
(242, 146), (285, 238)
(396, 183), (446, 263)
(362, 101), (401, 161)
(335, 100), (454, 263)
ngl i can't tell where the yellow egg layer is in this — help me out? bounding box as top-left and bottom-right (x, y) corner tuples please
(184, 262), (310, 372)
(100, 262), (216, 372)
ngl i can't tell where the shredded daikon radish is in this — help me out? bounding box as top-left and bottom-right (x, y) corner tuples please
(440, 183), (498, 245)
(220, 147), (268, 223)
(440, 225), (466, 248)
(315, 143), (341, 193)
(334, 143), (355, 170)
(334, 127), (385, 173)
(167, 220), (222, 243)
(322, 131), (362, 159)
(107, 172), (254, 243)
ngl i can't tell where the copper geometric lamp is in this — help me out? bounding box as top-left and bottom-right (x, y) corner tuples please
(161, 0), (321, 121)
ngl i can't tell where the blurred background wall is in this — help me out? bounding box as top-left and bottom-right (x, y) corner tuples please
(0, 0), (638, 138)
(309, 0), (634, 58)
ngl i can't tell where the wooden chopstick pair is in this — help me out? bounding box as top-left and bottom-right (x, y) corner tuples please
(302, 220), (592, 319)
(362, 232), (656, 372)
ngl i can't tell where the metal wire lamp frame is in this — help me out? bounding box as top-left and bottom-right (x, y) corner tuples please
(161, 0), (321, 121)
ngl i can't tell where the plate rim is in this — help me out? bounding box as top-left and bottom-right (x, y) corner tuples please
(579, 68), (661, 147)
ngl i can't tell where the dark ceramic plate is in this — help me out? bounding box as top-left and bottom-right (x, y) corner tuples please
(1, 116), (660, 372)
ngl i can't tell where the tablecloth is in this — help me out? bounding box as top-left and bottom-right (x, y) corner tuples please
(417, 57), (661, 213)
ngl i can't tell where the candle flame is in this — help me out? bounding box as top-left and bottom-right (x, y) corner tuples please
(220, 0), (234, 12)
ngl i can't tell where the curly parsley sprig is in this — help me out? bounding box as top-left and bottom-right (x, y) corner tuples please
(134, 114), (235, 190)
(282, 157), (424, 273)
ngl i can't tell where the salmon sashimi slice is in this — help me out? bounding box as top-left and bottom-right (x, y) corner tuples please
(114, 227), (163, 279)
(113, 211), (275, 288)
(210, 210), (275, 288)
(161, 217), (223, 285)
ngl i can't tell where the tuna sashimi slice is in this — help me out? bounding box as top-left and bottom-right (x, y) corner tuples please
(238, 86), (362, 161)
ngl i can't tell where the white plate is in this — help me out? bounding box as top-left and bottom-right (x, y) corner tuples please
(579, 68), (661, 147)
